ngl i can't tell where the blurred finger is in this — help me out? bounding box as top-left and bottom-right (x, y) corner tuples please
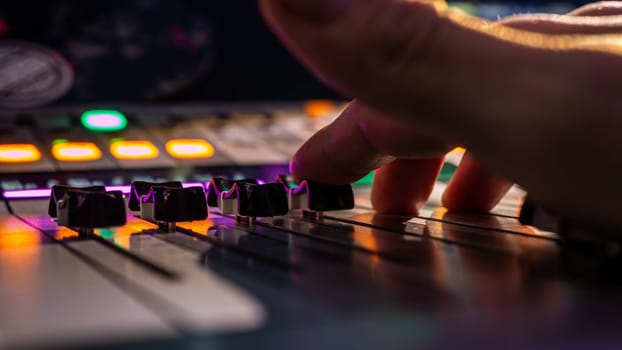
(498, 13), (622, 34)
(260, 0), (620, 148)
(371, 157), (445, 215)
(568, 1), (622, 16)
(290, 100), (450, 185)
(442, 152), (513, 212)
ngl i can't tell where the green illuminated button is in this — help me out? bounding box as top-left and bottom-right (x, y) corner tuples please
(81, 110), (128, 132)
(51, 138), (69, 146)
(353, 172), (374, 187)
(437, 163), (457, 183)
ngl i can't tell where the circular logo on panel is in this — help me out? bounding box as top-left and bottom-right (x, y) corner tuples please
(0, 41), (74, 108)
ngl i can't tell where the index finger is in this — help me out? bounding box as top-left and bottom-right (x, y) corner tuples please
(290, 100), (450, 184)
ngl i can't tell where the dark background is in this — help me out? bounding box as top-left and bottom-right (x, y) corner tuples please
(0, 1), (590, 103)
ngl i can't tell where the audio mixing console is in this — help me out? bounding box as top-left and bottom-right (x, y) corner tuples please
(1, 103), (622, 350)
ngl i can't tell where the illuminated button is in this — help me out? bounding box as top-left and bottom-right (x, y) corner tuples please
(0, 144), (41, 163)
(52, 142), (102, 162)
(110, 141), (159, 160)
(303, 100), (337, 118)
(81, 109), (128, 132)
(52, 138), (69, 146)
(166, 139), (214, 159)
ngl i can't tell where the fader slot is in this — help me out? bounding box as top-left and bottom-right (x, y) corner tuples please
(325, 212), (559, 255)
(7, 187), (267, 337)
(0, 215), (176, 350)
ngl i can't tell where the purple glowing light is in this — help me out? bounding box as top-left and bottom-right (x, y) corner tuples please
(3, 189), (52, 199)
(2, 182), (207, 200)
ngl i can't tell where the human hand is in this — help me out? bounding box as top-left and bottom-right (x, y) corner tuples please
(259, 0), (622, 230)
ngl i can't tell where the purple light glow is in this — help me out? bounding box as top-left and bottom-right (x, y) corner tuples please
(105, 185), (132, 193)
(3, 182), (208, 200)
(183, 182), (204, 188)
(3, 189), (52, 199)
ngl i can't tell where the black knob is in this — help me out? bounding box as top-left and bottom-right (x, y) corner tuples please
(210, 178), (288, 217)
(55, 189), (126, 228)
(207, 178), (258, 207)
(128, 181), (182, 211)
(519, 195), (618, 250)
(141, 186), (208, 222)
(232, 182), (289, 217)
(48, 185), (106, 218)
(283, 178), (354, 212)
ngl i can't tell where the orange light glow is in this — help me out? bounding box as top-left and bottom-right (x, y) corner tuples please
(55, 227), (80, 241)
(110, 140), (159, 160)
(0, 218), (42, 249)
(52, 142), (102, 162)
(165, 139), (215, 159)
(95, 218), (157, 249)
(303, 100), (337, 118)
(0, 232), (41, 249)
(0, 144), (41, 163)
(451, 147), (467, 154)
(176, 218), (216, 236)
(353, 232), (378, 252)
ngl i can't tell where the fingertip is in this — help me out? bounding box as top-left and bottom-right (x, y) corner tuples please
(442, 153), (512, 213)
(371, 158), (444, 215)
(288, 150), (305, 184)
(288, 126), (380, 185)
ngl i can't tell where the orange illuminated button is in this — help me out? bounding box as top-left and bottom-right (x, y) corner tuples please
(110, 140), (159, 160)
(52, 142), (102, 162)
(303, 100), (337, 118)
(166, 139), (215, 159)
(0, 144), (41, 163)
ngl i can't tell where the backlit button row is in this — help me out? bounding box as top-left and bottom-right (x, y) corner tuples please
(166, 139), (214, 159)
(0, 139), (215, 163)
(0, 144), (41, 162)
(110, 141), (159, 160)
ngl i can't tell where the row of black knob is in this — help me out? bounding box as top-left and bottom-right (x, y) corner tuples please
(48, 177), (354, 229)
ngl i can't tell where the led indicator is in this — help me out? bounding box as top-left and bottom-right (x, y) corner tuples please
(110, 141), (159, 160)
(0, 144), (41, 163)
(451, 147), (466, 153)
(52, 138), (69, 145)
(81, 110), (128, 132)
(353, 172), (374, 187)
(166, 139), (215, 159)
(52, 142), (102, 162)
(2, 189), (51, 199)
(303, 100), (337, 118)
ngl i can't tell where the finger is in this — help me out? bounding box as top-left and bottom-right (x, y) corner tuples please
(290, 100), (450, 185)
(442, 152), (513, 212)
(568, 1), (622, 16)
(498, 13), (622, 34)
(259, 0), (606, 146)
(371, 157), (445, 215)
